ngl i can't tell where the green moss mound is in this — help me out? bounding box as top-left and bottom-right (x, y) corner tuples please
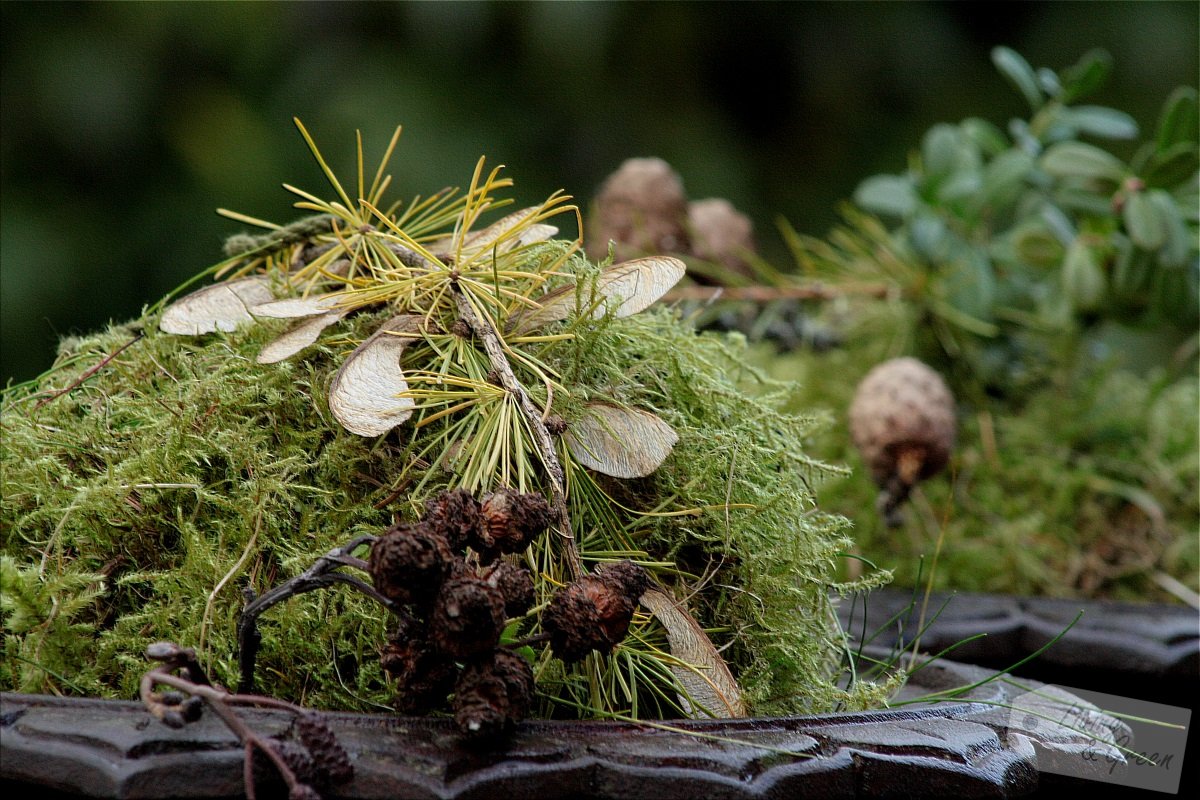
(2, 301), (886, 716)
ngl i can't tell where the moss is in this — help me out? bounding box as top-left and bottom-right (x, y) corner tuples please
(1, 296), (884, 715)
(744, 302), (1200, 603)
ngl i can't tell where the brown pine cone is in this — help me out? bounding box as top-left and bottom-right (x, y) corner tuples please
(295, 712), (354, 785)
(543, 560), (649, 663)
(588, 157), (690, 262)
(367, 521), (454, 607)
(431, 576), (507, 660)
(848, 357), (956, 526)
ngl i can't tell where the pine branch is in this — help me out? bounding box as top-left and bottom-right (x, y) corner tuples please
(451, 283), (583, 580)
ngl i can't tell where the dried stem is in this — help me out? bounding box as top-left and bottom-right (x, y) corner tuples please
(141, 645), (343, 800)
(451, 284), (582, 580)
(34, 333), (144, 410)
(662, 282), (891, 304)
(237, 535), (397, 693)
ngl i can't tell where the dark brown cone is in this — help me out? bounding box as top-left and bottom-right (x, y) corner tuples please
(473, 490), (552, 563)
(452, 649), (534, 738)
(544, 560), (649, 663)
(367, 521), (454, 607)
(422, 489), (483, 552)
(483, 561), (536, 618)
(380, 616), (457, 714)
(295, 712), (354, 785)
(252, 737), (318, 788)
(431, 576), (507, 660)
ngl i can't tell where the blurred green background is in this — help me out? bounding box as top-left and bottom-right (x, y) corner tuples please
(2, 1), (1197, 385)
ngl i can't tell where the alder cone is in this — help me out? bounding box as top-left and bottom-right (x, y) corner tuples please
(423, 488), (483, 552)
(367, 521), (454, 607)
(483, 560), (536, 618)
(474, 490), (552, 563)
(380, 616), (457, 714)
(453, 649), (535, 738)
(431, 576), (507, 660)
(848, 357), (956, 524)
(544, 560), (649, 663)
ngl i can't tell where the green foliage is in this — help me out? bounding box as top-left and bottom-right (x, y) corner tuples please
(791, 47), (1197, 403)
(764, 47), (1198, 601)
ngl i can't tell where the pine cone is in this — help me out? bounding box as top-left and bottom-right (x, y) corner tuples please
(367, 521), (454, 607)
(253, 737), (318, 788)
(473, 491), (552, 563)
(295, 712), (354, 785)
(687, 198), (756, 279)
(423, 489), (483, 552)
(544, 560), (649, 663)
(588, 157), (690, 262)
(848, 357), (957, 526)
(431, 576), (507, 660)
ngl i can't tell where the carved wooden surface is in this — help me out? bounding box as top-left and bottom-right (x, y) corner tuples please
(1, 655), (1131, 799)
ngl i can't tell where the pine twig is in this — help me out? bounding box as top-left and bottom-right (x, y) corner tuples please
(451, 284), (582, 580)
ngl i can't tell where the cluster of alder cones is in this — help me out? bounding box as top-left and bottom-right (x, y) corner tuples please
(369, 489), (648, 737)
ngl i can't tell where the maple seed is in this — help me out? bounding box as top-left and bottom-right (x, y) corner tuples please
(368, 521), (454, 607)
(544, 560), (649, 663)
(473, 490), (552, 563)
(431, 576), (507, 660)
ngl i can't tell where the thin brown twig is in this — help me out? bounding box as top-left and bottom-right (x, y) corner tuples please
(661, 282), (891, 304)
(237, 535), (393, 692)
(34, 333), (144, 410)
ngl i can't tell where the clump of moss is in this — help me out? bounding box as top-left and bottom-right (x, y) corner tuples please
(743, 301), (1199, 603)
(2, 119), (895, 720)
(0, 277), (886, 718)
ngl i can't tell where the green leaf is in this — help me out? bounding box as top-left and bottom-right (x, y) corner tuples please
(1013, 222), (1065, 269)
(1036, 67), (1061, 98)
(961, 118), (1009, 157)
(1123, 191), (1168, 250)
(941, 251), (996, 324)
(1065, 106), (1138, 140)
(992, 46), (1043, 110)
(1062, 239), (1105, 312)
(1150, 260), (1200, 326)
(1155, 86), (1199, 153)
(908, 215), (949, 262)
(921, 124), (962, 178)
(1040, 204), (1077, 246)
(1040, 142), (1127, 183)
(975, 149), (1034, 211)
(1148, 189), (1191, 268)
(854, 175), (917, 216)
(1059, 48), (1112, 104)
(1141, 142), (1200, 189)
